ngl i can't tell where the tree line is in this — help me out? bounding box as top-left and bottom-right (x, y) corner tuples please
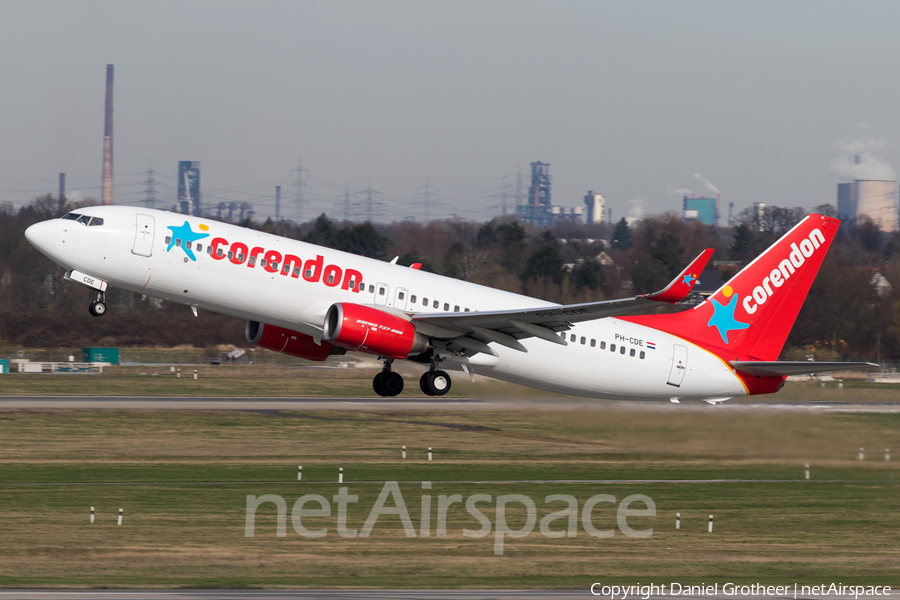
(1, 194), (898, 360)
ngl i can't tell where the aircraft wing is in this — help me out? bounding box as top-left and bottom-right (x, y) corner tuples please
(410, 248), (714, 354)
(730, 361), (878, 377)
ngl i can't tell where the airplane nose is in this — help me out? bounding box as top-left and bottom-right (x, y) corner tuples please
(24, 219), (58, 253)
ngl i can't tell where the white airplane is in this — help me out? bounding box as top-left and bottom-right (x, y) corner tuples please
(24, 206), (871, 402)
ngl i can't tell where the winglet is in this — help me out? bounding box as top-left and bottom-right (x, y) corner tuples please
(641, 248), (714, 304)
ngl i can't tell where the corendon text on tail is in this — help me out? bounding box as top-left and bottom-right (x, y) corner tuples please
(24, 207), (874, 401)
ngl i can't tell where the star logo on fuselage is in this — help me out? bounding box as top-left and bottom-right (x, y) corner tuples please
(682, 273), (697, 286)
(707, 285), (749, 344)
(166, 221), (209, 261)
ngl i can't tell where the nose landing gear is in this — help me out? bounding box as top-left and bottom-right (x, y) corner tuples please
(88, 292), (107, 317)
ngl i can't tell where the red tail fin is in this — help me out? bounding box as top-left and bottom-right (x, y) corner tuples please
(622, 214), (839, 361)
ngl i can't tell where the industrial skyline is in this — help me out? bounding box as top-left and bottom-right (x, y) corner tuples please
(2, 1), (900, 225)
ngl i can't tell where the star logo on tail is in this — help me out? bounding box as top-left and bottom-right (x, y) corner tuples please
(166, 221), (209, 261)
(682, 273), (697, 286)
(707, 285), (749, 344)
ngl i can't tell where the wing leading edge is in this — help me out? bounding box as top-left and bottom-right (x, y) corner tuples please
(410, 248), (715, 354)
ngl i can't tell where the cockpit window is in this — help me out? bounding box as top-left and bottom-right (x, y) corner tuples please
(62, 213), (81, 221)
(76, 215), (92, 226)
(87, 217), (104, 226)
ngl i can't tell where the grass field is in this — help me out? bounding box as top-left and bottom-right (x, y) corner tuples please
(1, 404), (900, 587)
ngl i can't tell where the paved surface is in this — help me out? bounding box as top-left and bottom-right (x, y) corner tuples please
(0, 591), (895, 600)
(1, 396), (899, 412)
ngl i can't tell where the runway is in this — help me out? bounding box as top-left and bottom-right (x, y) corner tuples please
(0, 591), (896, 600)
(0, 395), (899, 412)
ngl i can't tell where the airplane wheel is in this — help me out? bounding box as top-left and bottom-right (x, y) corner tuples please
(89, 300), (107, 317)
(382, 372), (404, 397)
(372, 373), (388, 397)
(421, 370), (451, 396)
(419, 372), (431, 395)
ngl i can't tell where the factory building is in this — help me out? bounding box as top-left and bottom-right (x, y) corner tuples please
(836, 180), (897, 232)
(682, 196), (719, 227)
(517, 161), (586, 225)
(583, 191), (606, 225)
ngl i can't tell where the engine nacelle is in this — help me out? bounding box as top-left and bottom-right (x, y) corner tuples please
(245, 321), (343, 361)
(323, 302), (428, 358)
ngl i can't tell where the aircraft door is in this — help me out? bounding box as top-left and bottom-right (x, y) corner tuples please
(394, 287), (408, 310)
(132, 214), (155, 257)
(667, 344), (688, 387)
(375, 283), (389, 306)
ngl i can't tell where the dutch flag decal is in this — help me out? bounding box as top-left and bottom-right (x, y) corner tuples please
(647, 341), (656, 350)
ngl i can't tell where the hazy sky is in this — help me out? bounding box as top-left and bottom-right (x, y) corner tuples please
(2, 0), (900, 224)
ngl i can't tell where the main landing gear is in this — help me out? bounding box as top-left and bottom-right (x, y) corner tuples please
(373, 359), (404, 397)
(419, 370), (451, 396)
(88, 292), (107, 317)
(371, 357), (453, 397)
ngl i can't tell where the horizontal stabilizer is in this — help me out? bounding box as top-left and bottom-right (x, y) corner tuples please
(730, 361), (878, 377)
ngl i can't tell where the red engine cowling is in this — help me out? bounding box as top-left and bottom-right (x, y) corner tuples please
(245, 321), (341, 361)
(323, 302), (428, 358)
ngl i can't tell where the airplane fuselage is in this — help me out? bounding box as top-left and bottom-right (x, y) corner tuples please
(25, 206), (752, 401)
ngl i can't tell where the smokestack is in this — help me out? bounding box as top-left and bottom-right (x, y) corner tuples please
(716, 193), (721, 227)
(58, 173), (66, 213)
(101, 64), (114, 205)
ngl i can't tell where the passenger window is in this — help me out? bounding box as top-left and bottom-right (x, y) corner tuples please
(261, 259), (267, 267)
(175, 239), (182, 247)
(600, 341), (606, 350)
(186, 241), (193, 250)
(227, 251), (233, 259)
(249, 256), (256, 265)
(369, 285), (375, 293)
(433, 300), (439, 308)
(207, 246), (212, 255)
(166, 236), (172, 244)
(640, 351), (645, 359)
(580, 337), (586, 345)
(327, 272), (334, 283)
(238, 253), (245, 262)
(630, 348), (636, 357)
(410, 295), (417, 303)
(464, 308), (470, 312)
(443, 303), (449, 311)
(423, 298), (428, 305)
(570, 334), (576, 342)
(620, 346), (626, 355)
(379, 287), (385, 296)
(294, 267), (301, 277)
(399, 292), (405, 300)
(88, 217), (104, 226)
(590, 339), (596, 347)
(195, 243), (201, 252)
(610, 344), (616, 352)
(217, 248), (224, 258)
(454, 305), (460, 312)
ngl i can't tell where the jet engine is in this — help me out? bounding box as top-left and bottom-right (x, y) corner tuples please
(323, 302), (428, 358)
(245, 321), (344, 361)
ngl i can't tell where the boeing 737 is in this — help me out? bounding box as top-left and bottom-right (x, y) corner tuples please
(24, 206), (871, 402)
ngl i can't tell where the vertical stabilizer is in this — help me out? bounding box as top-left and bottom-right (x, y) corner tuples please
(623, 214), (840, 361)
